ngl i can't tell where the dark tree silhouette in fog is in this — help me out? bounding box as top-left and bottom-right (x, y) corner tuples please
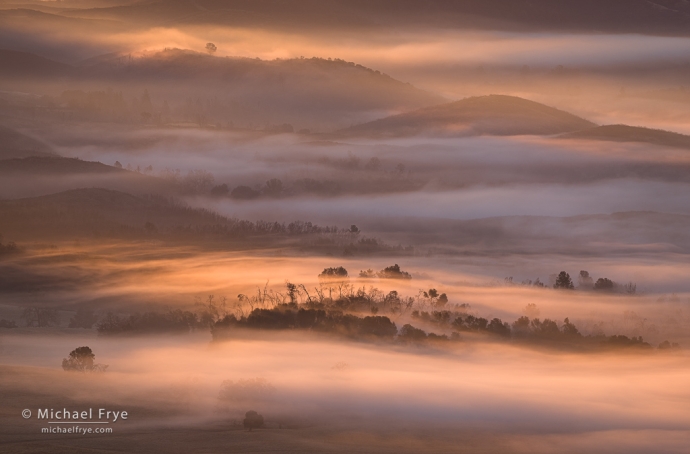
(62, 346), (107, 372)
(243, 410), (264, 431)
(594, 278), (614, 291)
(553, 271), (574, 289)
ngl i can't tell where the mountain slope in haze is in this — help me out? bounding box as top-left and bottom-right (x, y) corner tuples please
(57, 0), (690, 36)
(0, 48), (444, 130)
(0, 156), (178, 200)
(338, 95), (596, 138)
(0, 49), (73, 78)
(80, 49), (444, 125)
(560, 124), (690, 150)
(0, 124), (55, 159)
(0, 188), (354, 250)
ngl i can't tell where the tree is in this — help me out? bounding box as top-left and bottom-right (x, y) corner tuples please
(243, 410), (264, 431)
(263, 178), (283, 197)
(553, 271), (574, 289)
(231, 185), (259, 200)
(578, 270), (593, 289)
(318, 267), (348, 279)
(62, 346), (108, 372)
(377, 264), (411, 279)
(205, 42), (217, 54)
(594, 278), (614, 291)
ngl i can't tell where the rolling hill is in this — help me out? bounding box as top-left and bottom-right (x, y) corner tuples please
(0, 48), (444, 130)
(337, 95), (596, 138)
(0, 124), (55, 159)
(560, 124), (690, 150)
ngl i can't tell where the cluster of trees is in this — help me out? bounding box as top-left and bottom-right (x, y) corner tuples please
(212, 302), (677, 351)
(359, 264), (412, 279)
(0, 238), (20, 256)
(510, 270), (637, 294)
(212, 307), (398, 340)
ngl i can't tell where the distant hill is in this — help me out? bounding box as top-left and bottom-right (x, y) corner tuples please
(0, 48), (72, 78)
(560, 124), (690, 150)
(0, 125), (55, 159)
(57, 0), (690, 36)
(0, 188), (341, 245)
(0, 156), (122, 174)
(337, 95), (596, 138)
(0, 156), (179, 200)
(0, 48), (443, 130)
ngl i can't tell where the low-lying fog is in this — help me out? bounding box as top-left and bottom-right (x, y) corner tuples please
(2, 329), (689, 453)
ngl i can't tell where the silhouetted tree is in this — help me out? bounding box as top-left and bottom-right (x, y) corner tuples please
(398, 324), (427, 342)
(263, 178), (283, 197)
(231, 185), (259, 200)
(553, 271), (574, 289)
(205, 42), (217, 54)
(318, 267), (348, 279)
(62, 346), (108, 372)
(377, 264), (411, 279)
(594, 278), (614, 291)
(578, 270), (593, 289)
(243, 410), (264, 431)
(211, 184), (230, 196)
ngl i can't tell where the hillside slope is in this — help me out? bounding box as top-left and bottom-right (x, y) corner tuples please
(0, 125), (55, 159)
(561, 124), (690, 150)
(338, 95), (596, 138)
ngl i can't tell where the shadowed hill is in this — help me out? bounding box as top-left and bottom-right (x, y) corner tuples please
(0, 156), (123, 174)
(0, 156), (178, 200)
(337, 95), (596, 138)
(0, 49), (73, 78)
(0, 48), (443, 130)
(560, 124), (690, 150)
(0, 188), (351, 245)
(0, 124), (55, 159)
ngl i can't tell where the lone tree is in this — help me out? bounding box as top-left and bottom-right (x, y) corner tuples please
(205, 42), (217, 54)
(62, 346), (108, 372)
(243, 410), (264, 431)
(553, 271), (574, 289)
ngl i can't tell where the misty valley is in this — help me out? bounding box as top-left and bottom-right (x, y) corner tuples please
(1, 1), (690, 453)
